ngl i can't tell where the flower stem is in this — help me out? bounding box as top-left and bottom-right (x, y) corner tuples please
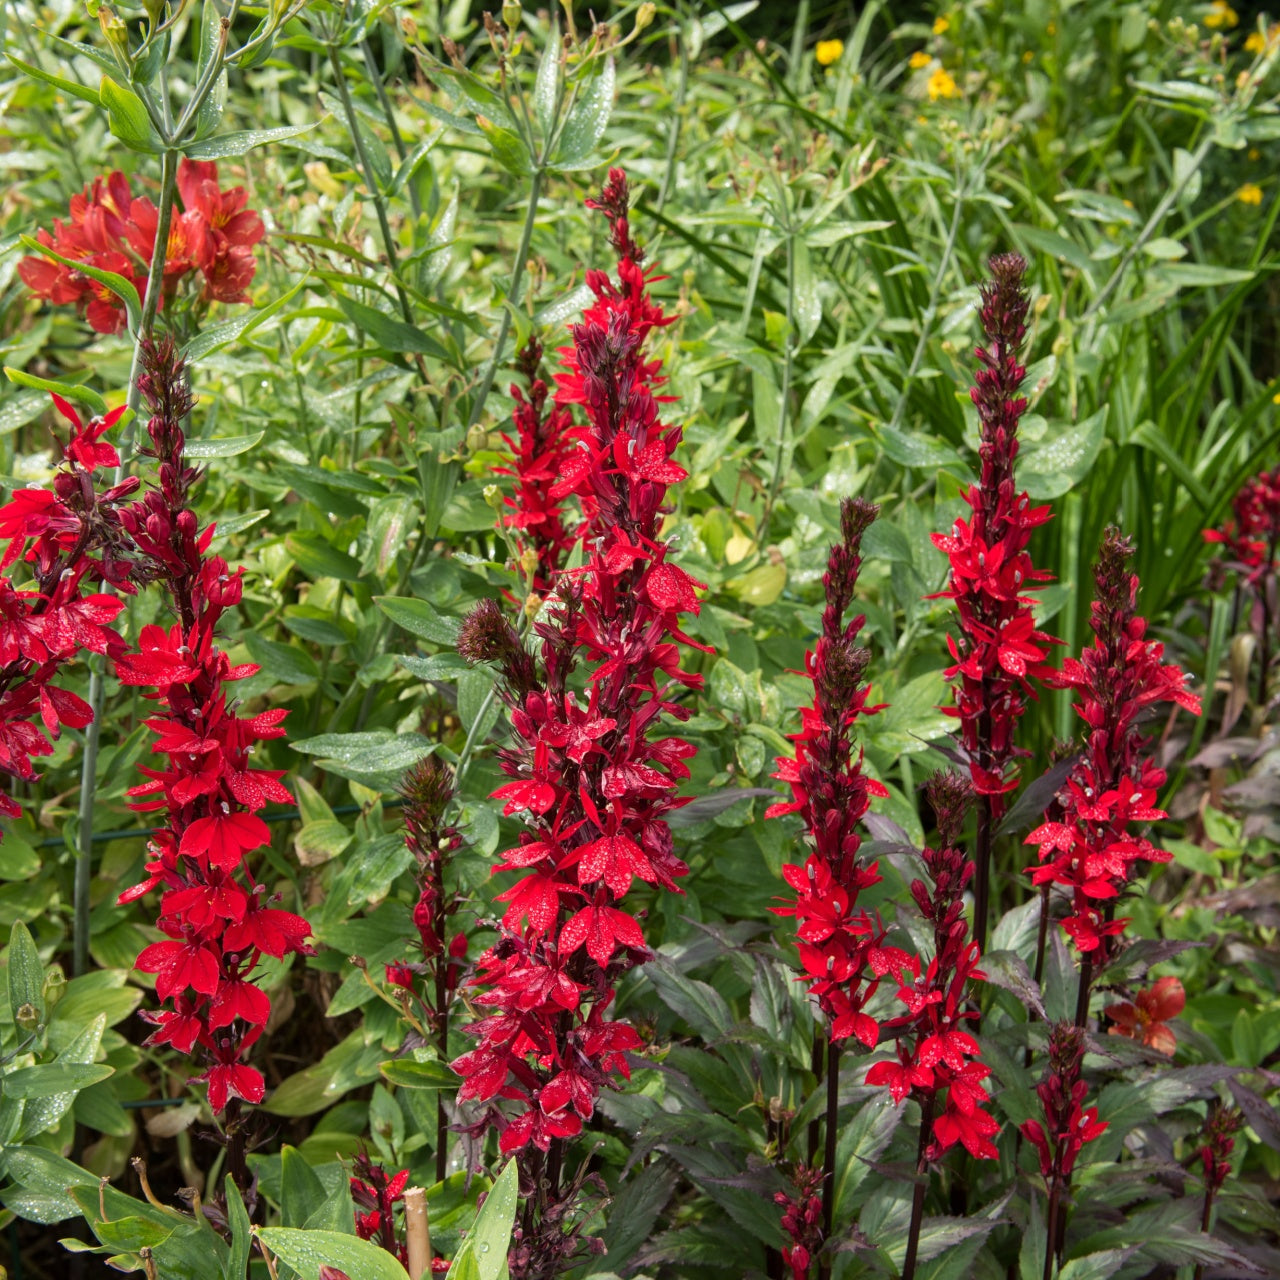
(1193, 1189), (1215, 1280)
(1073, 954), (1093, 1030)
(972, 791), (993, 956)
(901, 1093), (936, 1280)
(808, 1027), (823, 1165)
(72, 146), (179, 978)
(819, 1036), (839, 1280)
(464, 166), (546, 433)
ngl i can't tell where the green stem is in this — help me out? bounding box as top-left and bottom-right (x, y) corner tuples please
(758, 182), (795, 547)
(73, 147), (180, 979)
(326, 42), (416, 326)
(464, 167), (546, 433)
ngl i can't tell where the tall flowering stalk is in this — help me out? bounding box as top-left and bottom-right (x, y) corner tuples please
(1024, 529), (1200, 1024)
(931, 253), (1055, 951)
(0, 397), (140, 829)
(1019, 1023), (1108, 1276)
(115, 339), (310, 1192)
(1204, 464), (1280, 703)
(1192, 1101), (1244, 1280)
(19, 160), (264, 334)
(451, 171), (703, 1279)
(497, 338), (578, 598)
(868, 772), (997, 1280)
(767, 497), (906, 1269)
(389, 756), (467, 1182)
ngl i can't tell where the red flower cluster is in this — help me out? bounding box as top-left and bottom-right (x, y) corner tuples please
(1195, 1102), (1244, 1196)
(0, 397), (142, 825)
(351, 1152), (411, 1263)
(1020, 1022), (1107, 1180)
(774, 1165), (825, 1280)
(1204, 465), (1280, 584)
(451, 171), (703, 1159)
(1025, 529), (1200, 959)
(869, 773), (998, 1160)
(768, 498), (904, 1048)
(931, 253), (1055, 806)
(1105, 974), (1184, 1056)
(116, 339), (310, 1113)
(497, 338), (578, 596)
(19, 160), (264, 334)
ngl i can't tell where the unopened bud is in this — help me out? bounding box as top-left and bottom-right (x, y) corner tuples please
(524, 592), (543, 620)
(319, 1269), (352, 1280)
(635, 2), (655, 33)
(98, 5), (131, 65)
(503, 0), (522, 31)
(15, 1002), (40, 1033)
(466, 422), (489, 453)
(483, 483), (503, 511)
(42, 965), (66, 1011)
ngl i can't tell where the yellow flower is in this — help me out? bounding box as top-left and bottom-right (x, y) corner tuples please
(927, 66), (959, 100)
(1205, 1), (1239, 29)
(1046, 21), (1057, 35)
(1273, 390), (1280, 403)
(1022, 50), (1034, 63)
(1246, 31), (1266, 52)
(1237, 182), (1264, 205)
(909, 50), (932, 69)
(933, 16), (950, 35)
(816, 39), (844, 66)
(1249, 147), (1261, 160)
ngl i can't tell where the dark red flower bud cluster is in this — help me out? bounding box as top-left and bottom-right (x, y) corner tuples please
(19, 160), (264, 334)
(1019, 1022), (1107, 1179)
(768, 499), (903, 1048)
(1195, 1102), (1244, 1195)
(0, 396), (142, 826)
(351, 1151), (411, 1263)
(497, 338), (578, 596)
(1204, 465), (1280, 585)
(1024, 529), (1200, 959)
(774, 1164), (825, 1280)
(451, 171), (704, 1159)
(931, 253), (1056, 804)
(868, 772), (998, 1159)
(115, 338), (310, 1114)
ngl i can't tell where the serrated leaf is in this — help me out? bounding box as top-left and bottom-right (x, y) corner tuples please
(375, 596), (460, 645)
(184, 121), (321, 160)
(555, 57), (615, 167)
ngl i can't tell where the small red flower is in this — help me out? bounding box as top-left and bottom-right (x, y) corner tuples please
(1105, 974), (1184, 1056)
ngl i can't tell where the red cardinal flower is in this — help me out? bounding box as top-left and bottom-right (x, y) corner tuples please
(1104, 974), (1184, 1056)
(118, 340), (310, 1116)
(450, 173), (700, 1200)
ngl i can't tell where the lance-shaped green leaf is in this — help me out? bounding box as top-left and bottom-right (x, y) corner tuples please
(100, 77), (162, 153)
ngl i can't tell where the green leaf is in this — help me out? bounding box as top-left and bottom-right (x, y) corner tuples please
(554, 57), (616, 168)
(3, 1063), (113, 1100)
(1154, 263), (1256, 289)
(258, 1228), (410, 1280)
(336, 296), (450, 361)
(291, 731), (436, 788)
(7, 921), (45, 1029)
(99, 77), (162, 153)
(223, 1177), (251, 1280)
(184, 431), (265, 459)
(5, 55), (102, 107)
(243, 633), (320, 686)
(1057, 1251), (1135, 1280)
(17, 1013), (106, 1141)
(281, 1145), (330, 1229)
(181, 274), (311, 361)
(446, 1159), (517, 1280)
(285, 534), (364, 583)
(478, 117), (532, 176)
(533, 27), (562, 137)
(379, 1057), (458, 1091)
(17, 235), (141, 335)
(1020, 407), (1107, 500)
(195, 0), (228, 140)
(183, 122), (321, 160)
(375, 596), (460, 646)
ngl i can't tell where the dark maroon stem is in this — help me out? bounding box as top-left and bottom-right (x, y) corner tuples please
(901, 1092), (936, 1280)
(972, 790), (993, 956)
(819, 1037), (840, 1280)
(1074, 955), (1093, 1030)
(808, 1028), (824, 1165)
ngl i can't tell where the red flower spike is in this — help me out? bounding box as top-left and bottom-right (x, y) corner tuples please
(932, 254), (1058, 813)
(867, 771), (998, 1162)
(1019, 1022), (1107, 1180)
(0, 392), (140, 831)
(117, 339), (311, 1116)
(449, 171), (702, 1209)
(1024, 529), (1200, 966)
(768, 498), (896, 1053)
